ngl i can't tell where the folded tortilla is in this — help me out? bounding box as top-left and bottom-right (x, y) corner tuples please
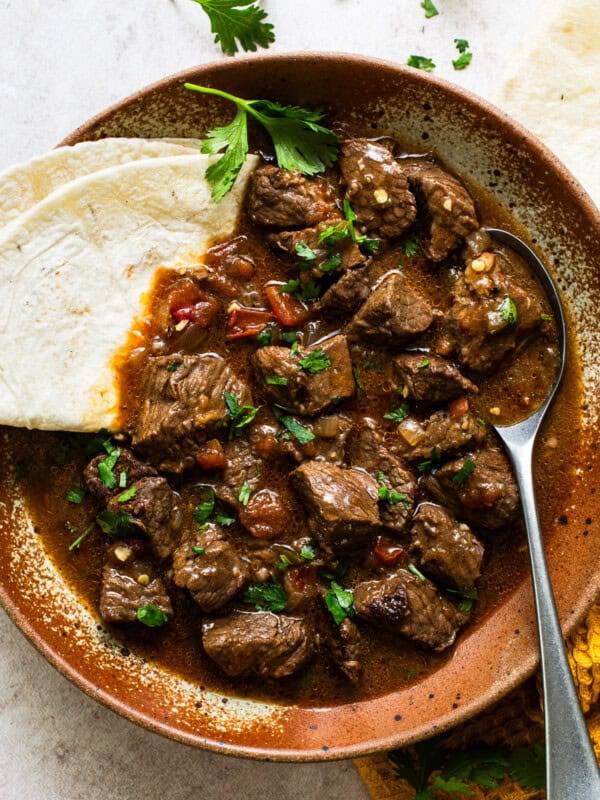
(0, 138), (203, 230)
(0, 153), (258, 432)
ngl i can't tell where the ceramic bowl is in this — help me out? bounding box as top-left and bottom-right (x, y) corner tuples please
(1, 53), (599, 761)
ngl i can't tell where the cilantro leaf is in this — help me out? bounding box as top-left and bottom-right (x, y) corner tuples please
(238, 480), (252, 506)
(417, 446), (442, 474)
(265, 374), (288, 386)
(223, 391), (260, 429)
(117, 486), (137, 503)
(95, 510), (135, 536)
(499, 296), (518, 324)
(300, 544), (316, 561)
(68, 523), (95, 552)
(506, 744), (546, 790)
(256, 328), (272, 346)
(453, 52), (473, 70)
(136, 603), (169, 628)
(321, 253), (342, 273)
(281, 330), (299, 345)
(65, 483), (87, 505)
(324, 581), (355, 625)
(273, 406), (315, 445)
(97, 448), (121, 489)
(297, 347), (331, 375)
(191, 0), (275, 57)
(118, 469), (128, 488)
(408, 562), (427, 582)
(417, 357), (430, 369)
(215, 511), (236, 526)
(279, 278), (300, 294)
(447, 586), (478, 612)
(404, 237), (421, 256)
(406, 55), (436, 72)
(192, 546), (206, 556)
(452, 457), (476, 485)
(384, 402), (409, 423)
(295, 240), (317, 261)
(243, 577), (287, 612)
(454, 38), (469, 53)
(193, 488), (216, 525)
(421, 0), (439, 18)
(186, 84), (338, 201)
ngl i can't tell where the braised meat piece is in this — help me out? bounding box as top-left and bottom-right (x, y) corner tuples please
(339, 139), (417, 238)
(106, 476), (183, 561)
(327, 618), (362, 684)
(422, 446), (519, 530)
(405, 160), (479, 261)
(409, 503), (484, 589)
(268, 220), (366, 275)
(132, 354), (253, 472)
(202, 610), (314, 679)
(392, 409), (486, 461)
(353, 569), (467, 651)
(393, 353), (477, 403)
(346, 272), (433, 344)
(439, 248), (544, 372)
(84, 448), (157, 505)
(290, 461), (381, 554)
(252, 334), (355, 415)
(349, 423), (416, 535)
(250, 411), (352, 465)
(248, 165), (338, 229)
(215, 438), (263, 507)
(99, 541), (172, 624)
(172, 525), (247, 612)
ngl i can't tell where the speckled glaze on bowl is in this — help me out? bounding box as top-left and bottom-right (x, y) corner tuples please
(1, 53), (599, 761)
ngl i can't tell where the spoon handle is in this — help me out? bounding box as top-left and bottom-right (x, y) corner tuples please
(505, 437), (600, 798)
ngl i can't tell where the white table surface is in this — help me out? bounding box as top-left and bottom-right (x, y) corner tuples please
(0, 2), (544, 798)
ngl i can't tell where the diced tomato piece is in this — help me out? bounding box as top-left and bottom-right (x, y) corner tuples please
(265, 284), (310, 326)
(288, 565), (318, 592)
(195, 439), (227, 470)
(170, 291), (220, 329)
(373, 535), (404, 566)
(449, 396), (470, 417)
(226, 307), (274, 340)
(172, 305), (195, 323)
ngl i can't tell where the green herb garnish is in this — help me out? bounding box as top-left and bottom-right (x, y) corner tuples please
(273, 406), (315, 445)
(454, 38), (469, 53)
(452, 457), (476, 485)
(499, 296), (518, 324)
(448, 586), (478, 612)
(453, 51), (473, 70)
(282, 330), (300, 345)
(186, 84), (338, 201)
(67, 523), (95, 552)
(406, 55), (436, 72)
(256, 328), (272, 346)
(265, 374), (288, 386)
(190, 0), (274, 57)
(215, 511), (236, 526)
(384, 402), (409, 423)
(320, 253), (342, 273)
(117, 486), (137, 503)
(540, 313), (553, 322)
(65, 483), (87, 505)
(297, 347), (331, 375)
(136, 603), (169, 628)
(238, 480), (252, 506)
(95, 510), (135, 536)
(403, 237), (421, 256)
(279, 278), (300, 294)
(324, 581), (355, 625)
(408, 562), (427, 582)
(167, 361), (181, 372)
(300, 544), (316, 561)
(192, 546), (206, 556)
(295, 240), (317, 261)
(193, 488), (216, 525)
(97, 447), (121, 489)
(243, 577), (287, 612)
(417, 446), (442, 474)
(223, 391), (260, 430)
(421, 0), (439, 17)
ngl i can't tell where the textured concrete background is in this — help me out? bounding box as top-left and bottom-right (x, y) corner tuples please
(0, 1), (543, 798)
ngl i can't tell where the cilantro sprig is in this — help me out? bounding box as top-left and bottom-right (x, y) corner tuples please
(186, 84), (339, 201)
(325, 581), (355, 625)
(297, 347), (331, 375)
(223, 391), (260, 431)
(190, 0), (275, 57)
(243, 577), (287, 612)
(273, 406), (315, 445)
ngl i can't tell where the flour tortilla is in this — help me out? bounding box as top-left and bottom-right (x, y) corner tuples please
(0, 153), (258, 432)
(0, 138), (203, 230)
(493, 0), (599, 208)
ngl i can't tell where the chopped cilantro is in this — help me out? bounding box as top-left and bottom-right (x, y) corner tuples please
(192, 546), (206, 556)
(282, 330), (299, 345)
(404, 668), (418, 682)
(417, 446), (442, 474)
(167, 361), (181, 372)
(377, 472), (410, 509)
(65, 483), (87, 505)
(320, 253), (342, 273)
(279, 278), (300, 294)
(273, 406), (315, 445)
(476, 417), (487, 427)
(383, 402), (409, 423)
(117, 486), (137, 503)
(421, 0), (439, 17)
(95, 510), (135, 536)
(448, 586), (478, 612)
(238, 480), (252, 506)
(265, 374), (288, 386)
(453, 51), (473, 70)
(297, 347), (331, 375)
(317, 199), (375, 251)
(406, 55), (435, 72)
(454, 38), (469, 53)
(352, 365), (366, 394)
(243, 577), (287, 612)
(215, 512), (236, 526)
(136, 603), (169, 628)
(300, 544), (316, 561)
(295, 240), (317, 261)
(97, 448), (121, 489)
(119, 469), (128, 488)
(193, 488), (216, 525)
(499, 296), (518, 324)
(408, 562), (427, 582)
(298, 281), (322, 301)
(324, 581), (355, 625)
(540, 313), (553, 322)
(277, 554), (292, 570)
(403, 237), (421, 256)
(68, 523), (95, 552)
(256, 327), (272, 347)
(452, 457), (476, 485)
(417, 356), (430, 369)
(223, 391), (260, 429)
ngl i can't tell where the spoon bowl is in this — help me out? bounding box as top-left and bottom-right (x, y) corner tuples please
(487, 228), (600, 798)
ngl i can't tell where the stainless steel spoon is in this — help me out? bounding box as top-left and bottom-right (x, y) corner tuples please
(486, 228), (600, 799)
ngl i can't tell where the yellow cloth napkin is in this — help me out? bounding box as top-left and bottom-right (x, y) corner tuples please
(354, 0), (599, 795)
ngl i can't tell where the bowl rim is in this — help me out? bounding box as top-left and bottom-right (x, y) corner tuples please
(2, 50), (599, 762)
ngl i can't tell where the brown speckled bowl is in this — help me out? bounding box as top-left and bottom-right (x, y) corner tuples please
(1, 53), (599, 760)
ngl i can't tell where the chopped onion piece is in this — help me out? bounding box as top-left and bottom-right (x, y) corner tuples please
(397, 417), (425, 446)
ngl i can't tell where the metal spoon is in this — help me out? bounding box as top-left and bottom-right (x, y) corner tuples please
(486, 228), (600, 798)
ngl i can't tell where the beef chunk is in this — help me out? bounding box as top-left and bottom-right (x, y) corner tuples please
(290, 461), (380, 554)
(346, 272), (433, 344)
(252, 334), (355, 415)
(339, 139), (416, 238)
(132, 355), (253, 472)
(99, 541), (172, 624)
(106, 476), (183, 561)
(409, 503), (484, 589)
(248, 165), (337, 229)
(202, 610), (313, 679)
(215, 438), (263, 507)
(405, 160), (479, 261)
(353, 569), (466, 651)
(250, 411), (352, 465)
(439, 249), (543, 372)
(392, 409), (487, 461)
(317, 265), (372, 312)
(172, 525), (247, 611)
(349, 423), (416, 534)
(327, 618), (362, 684)
(422, 445), (519, 530)
(268, 220), (366, 275)
(393, 353), (477, 402)
(84, 448), (157, 505)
